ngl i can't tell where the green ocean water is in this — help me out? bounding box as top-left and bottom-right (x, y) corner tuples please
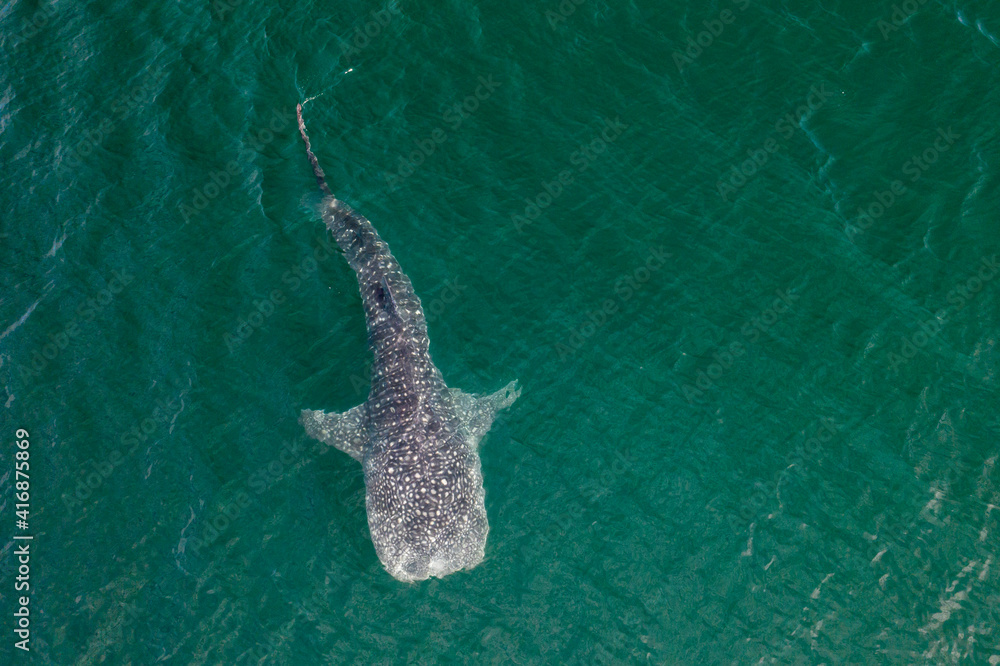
(2, 0), (999, 662)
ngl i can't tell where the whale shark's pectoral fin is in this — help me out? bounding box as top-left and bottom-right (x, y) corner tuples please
(300, 404), (369, 462)
(445, 380), (521, 447)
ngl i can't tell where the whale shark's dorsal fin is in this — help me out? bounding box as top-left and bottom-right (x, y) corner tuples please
(300, 404), (369, 461)
(377, 276), (399, 315)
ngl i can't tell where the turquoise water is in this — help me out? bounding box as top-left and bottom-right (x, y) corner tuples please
(2, 0), (999, 662)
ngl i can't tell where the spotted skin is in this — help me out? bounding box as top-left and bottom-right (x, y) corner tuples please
(296, 105), (519, 582)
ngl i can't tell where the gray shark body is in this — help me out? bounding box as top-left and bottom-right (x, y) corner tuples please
(295, 105), (519, 582)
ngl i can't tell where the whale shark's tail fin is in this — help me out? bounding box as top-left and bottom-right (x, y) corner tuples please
(296, 103), (333, 198)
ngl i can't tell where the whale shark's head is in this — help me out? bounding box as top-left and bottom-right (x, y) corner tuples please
(363, 422), (489, 582)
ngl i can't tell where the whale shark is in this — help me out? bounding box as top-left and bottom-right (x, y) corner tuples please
(295, 105), (519, 582)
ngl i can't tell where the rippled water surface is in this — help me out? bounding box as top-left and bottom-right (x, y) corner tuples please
(1, 0), (999, 663)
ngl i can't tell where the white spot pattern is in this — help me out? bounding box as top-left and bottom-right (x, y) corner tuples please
(300, 196), (520, 582)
